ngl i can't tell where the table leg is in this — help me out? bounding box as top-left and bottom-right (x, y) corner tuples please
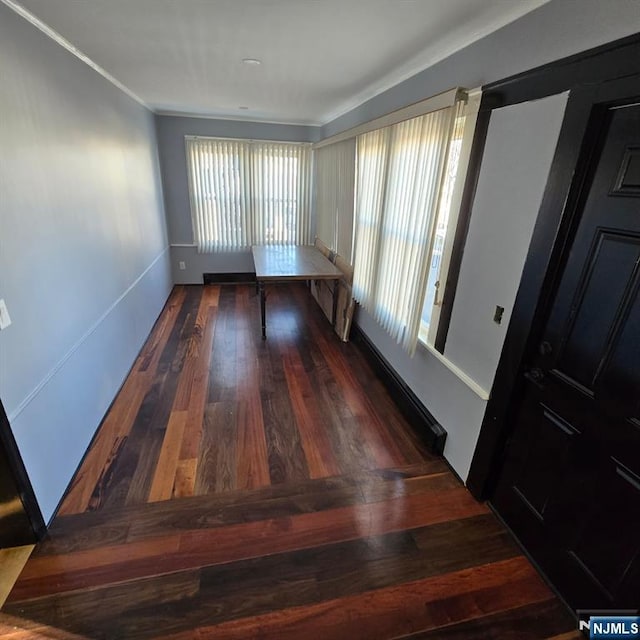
(332, 279), (339, 327)
(259, 281), (266, 339)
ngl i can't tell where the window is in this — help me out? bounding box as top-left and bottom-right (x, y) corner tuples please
(185, 137), (312, 252)
(352, 99), (465, 355)
(419, 91), (480, 347)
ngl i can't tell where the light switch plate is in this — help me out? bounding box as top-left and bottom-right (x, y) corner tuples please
(0, 299), (11, 330)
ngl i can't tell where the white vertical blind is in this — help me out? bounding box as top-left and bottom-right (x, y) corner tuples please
(186, 137), (312, 252)
(352, 101), (463, 355)
(314, 138), (356, 262)
(314, 145), (337, 250)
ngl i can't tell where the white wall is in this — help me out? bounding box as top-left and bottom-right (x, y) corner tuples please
(445, 94), (569, 394)
(450, 94), (569, 471)
(0, 5), (171, 521)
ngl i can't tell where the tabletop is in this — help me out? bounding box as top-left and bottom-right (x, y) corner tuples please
(252, 245), (343, 281)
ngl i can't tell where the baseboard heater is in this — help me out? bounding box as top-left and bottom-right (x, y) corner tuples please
(351, 324), (447, 456)
(203, 272), (256, 285)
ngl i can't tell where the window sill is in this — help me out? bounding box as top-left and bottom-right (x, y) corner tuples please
(417, 332), (490, 401)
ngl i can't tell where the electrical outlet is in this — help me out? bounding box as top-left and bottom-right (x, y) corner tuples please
(0, 299), (12, 330)
(179, 261), (186, 270)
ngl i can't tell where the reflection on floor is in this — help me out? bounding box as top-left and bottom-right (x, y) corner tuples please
(0, 284), (578, 639)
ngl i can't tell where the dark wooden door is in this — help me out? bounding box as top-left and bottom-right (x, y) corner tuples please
(0, 400), (44, 547)
(491, 100), (640, 610)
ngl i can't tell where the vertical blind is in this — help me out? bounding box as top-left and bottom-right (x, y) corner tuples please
(314, 138), (356, 262)
(186, 137), (312, 252)
(352, 100), (464, 355)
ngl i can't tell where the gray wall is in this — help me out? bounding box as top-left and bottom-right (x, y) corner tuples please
(0, 4), (171, 522)
(322, 0), (640, 138)
(326, 0), (640, 482)
(155, 115), (321, 282)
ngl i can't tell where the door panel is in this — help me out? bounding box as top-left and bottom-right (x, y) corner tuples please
(492, 100), (640, 610)
(557, 231), (639, 388)
(595, 279), (640, 418)
(513, 403), (579, 519)
(570, 458), (640, 597)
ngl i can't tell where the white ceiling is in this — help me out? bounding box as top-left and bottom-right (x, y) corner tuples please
(11, 0), (550, 125)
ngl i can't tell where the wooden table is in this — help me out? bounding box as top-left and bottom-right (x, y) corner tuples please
(251, 245), (343, 339)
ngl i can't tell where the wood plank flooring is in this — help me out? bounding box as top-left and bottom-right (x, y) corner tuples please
(0, 284), (578, 639)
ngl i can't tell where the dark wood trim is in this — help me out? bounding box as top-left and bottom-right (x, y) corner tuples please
(480, 32), (640, 111)
(467, 74), (640, 500)
(434, 108), (491, 353)
(203, 272), (257, 285)
(351, 324), (447, 455)
(0, 399), (46, 543)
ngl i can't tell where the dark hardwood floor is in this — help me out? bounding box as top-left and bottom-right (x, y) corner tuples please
(0, 284), (579, 639)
